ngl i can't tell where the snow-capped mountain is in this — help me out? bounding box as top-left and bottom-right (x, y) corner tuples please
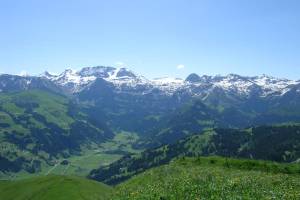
(40, 66), (150, 93)
(1, 66), (299, 98)
(38, 66), (299, 98)
(184, 73), (298, 97)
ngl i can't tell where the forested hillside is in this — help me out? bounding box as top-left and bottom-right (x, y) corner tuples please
(90, 125), (300, 184)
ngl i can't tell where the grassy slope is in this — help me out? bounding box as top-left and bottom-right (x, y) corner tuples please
(0, 90), (74, 130)
(0, 90), (143, 179)
(0, 90), (79, 177)
(114, 157), (300, 200)
(0, 175), (112, 200)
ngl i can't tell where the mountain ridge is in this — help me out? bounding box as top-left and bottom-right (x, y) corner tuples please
(2, 66), (298, 98)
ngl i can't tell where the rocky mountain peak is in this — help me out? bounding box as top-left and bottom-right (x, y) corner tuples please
(115, 68), (137, 79)
(185, 73), (201, 83)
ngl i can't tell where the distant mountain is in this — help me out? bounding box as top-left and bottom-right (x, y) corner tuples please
(0, 74), (63, 94)
(37, 67), (300, 97)
(40, 66), (149, 93)
(141, 94), (300, 146)
(38, 67), (300, 136)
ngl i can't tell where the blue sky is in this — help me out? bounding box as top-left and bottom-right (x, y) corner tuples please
(0, 0), (299, 79)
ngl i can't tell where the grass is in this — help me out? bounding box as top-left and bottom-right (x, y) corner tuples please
(0, 90), (75, 133)
(1, 156), (300, 199)
(15, 90), (75, 129)
(114, 157), (300, 200)
(0, 175), (112, 200)
(180, 156), (300, 175)
(100, 131), (140, 154)
(53, 152), (122, 177)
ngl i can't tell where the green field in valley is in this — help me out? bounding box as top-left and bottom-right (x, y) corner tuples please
(0, 131), (141, 180)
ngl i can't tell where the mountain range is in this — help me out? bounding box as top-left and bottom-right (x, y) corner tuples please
(3, 66), (300, 97)
(3, 66), (300, 134)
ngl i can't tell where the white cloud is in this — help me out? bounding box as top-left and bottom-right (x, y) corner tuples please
(177, 64), (185, 70)
(115, 62), (127, 68)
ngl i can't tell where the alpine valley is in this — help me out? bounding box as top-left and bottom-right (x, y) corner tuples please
(1, 66), (300, 199)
